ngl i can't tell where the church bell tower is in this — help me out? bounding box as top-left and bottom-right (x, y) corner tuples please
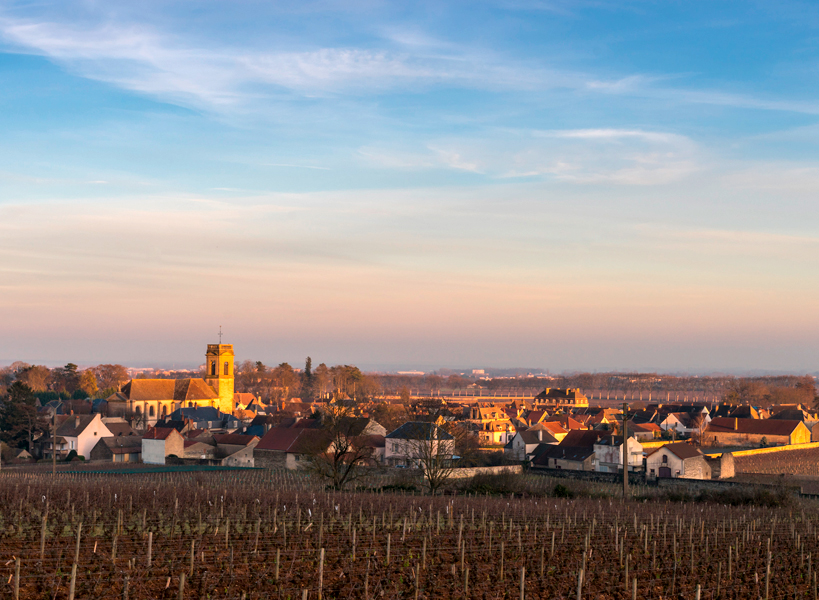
(205, 343), (234, 415)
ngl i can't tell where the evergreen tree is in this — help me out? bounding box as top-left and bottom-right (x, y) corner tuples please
(0, 382), (48, 451)
(302, 357), (315, 401)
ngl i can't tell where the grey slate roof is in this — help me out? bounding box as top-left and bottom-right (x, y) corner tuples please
(386, 422), (454, 440)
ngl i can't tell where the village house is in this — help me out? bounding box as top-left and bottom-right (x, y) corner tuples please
(466, 404), (515, 445)
(254, 427), (330, 469)
(384, 422), (455, 468)
(629, 422), (662, 441)
(89, 436), (143, 463)
(142, 427), (185, 465)
(658, 412), (694, 436)
(529, 421), (568, 442)
(593, 435), (644, 473)
(532, 430), (605, 471)
(543, 414), (586, 431)
(504, 428), (560, 461)
(535, 388), (590, 408)
(704, 417), (810, 447)
(645, 443), (711, 479)
(213, 433), (259, 458)
(41, 414), (113, 460)
(183, 439), (216, 460)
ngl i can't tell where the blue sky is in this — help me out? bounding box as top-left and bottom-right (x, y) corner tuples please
(2, 1), (819, 372)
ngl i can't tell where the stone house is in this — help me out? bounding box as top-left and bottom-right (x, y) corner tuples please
(705, 418), (810, 447)
(704, 452), (735, 479)
(645, 443), (711, 480)
(142, 427), (185, 465)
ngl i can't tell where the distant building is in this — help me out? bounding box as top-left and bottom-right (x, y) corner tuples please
(534, 388), (589, 408)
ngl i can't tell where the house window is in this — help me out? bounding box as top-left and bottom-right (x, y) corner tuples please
(70, 441), (75, 449)
(662, 455), (668, 464)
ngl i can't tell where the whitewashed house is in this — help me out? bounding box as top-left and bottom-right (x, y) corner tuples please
(53, 414), (113, 460)
(593, 435), (643, 473)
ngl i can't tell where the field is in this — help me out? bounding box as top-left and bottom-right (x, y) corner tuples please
(0, 468), (815, 599)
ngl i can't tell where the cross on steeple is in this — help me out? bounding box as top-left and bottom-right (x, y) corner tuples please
(218, 325), (222, 343)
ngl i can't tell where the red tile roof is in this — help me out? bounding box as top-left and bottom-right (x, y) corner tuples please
(660, 442), (703, 460)
(143, 427), (179, 441)
(707, 417), (803, 436)
(544, 415), (585, 430)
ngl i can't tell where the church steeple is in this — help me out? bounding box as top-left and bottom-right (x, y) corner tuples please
(204, 341), (234, 414)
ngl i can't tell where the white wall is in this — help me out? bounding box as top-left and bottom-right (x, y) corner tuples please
(77, 415), (113, 460)
(142, 439), (166, 465)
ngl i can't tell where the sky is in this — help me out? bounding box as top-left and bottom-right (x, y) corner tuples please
(1, 0), (819, 373)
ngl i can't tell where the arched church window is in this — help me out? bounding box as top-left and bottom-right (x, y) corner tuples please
(135, 406), (141, 416)
(211, 361), (216, 376)
(149, 405), (155, 417)
(224, 361), (229, 376)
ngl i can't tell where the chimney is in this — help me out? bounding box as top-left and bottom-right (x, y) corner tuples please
(538, 430), (543, 442)
(75, 416), (80, 429)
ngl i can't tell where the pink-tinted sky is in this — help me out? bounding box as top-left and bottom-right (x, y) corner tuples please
(2, 2), (819, 372)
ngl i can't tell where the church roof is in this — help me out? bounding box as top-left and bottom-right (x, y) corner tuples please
(116, 379), (219, 402)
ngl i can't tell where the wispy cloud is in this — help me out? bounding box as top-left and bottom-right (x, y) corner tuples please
(359, 128), (700, 185)
(0, 15), (576, 110)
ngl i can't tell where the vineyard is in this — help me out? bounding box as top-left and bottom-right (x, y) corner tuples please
(735, 446), (819, 478)
(0, 468), (815, 599)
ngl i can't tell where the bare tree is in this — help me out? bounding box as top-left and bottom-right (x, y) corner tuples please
(306, 402), (375, 490)
(399, 422), (456, 495)
(691, 413), (708, 446)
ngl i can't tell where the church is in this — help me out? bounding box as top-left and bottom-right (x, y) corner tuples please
(106, 343), (235, 427)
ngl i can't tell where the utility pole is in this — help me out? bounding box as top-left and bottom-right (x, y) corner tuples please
(52, 410), (57, 477)
(622, 402), (629, 499)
